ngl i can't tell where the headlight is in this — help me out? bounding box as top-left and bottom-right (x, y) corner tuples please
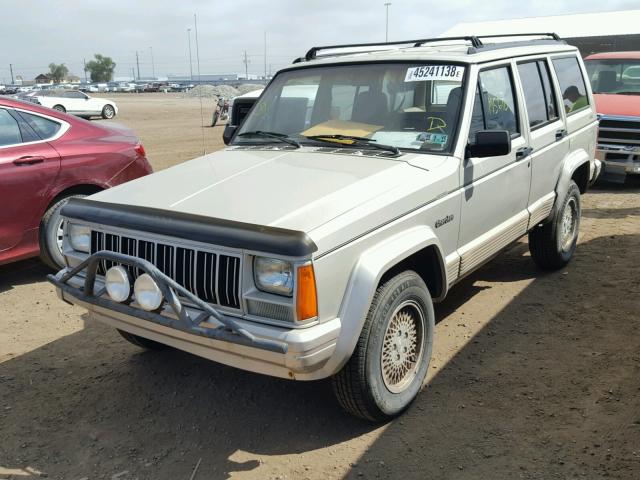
(254, 257), (294, 296)
(68, 223), (91, 252)
(105, 266), (131, 302)
(134, 274), (164, 311)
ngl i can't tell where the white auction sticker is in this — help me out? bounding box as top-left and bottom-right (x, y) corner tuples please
(405, 65), (465, 82)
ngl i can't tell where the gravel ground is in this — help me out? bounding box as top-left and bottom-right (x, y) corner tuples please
(1, 94), (639, 479)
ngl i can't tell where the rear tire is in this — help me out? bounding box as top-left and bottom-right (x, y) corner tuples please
(331, 271), (434, 422)
(52, 104), (65, 113)
(39, 194), (86, 270)
(101, 104), (116, 119)
(118, 330), (168, 350)
(528, 180), (581, 270)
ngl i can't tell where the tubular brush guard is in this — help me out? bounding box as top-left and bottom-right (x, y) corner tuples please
(47, 250), (288, 354)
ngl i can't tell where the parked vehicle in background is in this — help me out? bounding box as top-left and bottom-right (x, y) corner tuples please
(2, 86), (20, 95)
(0, 97), (151, 269)
(169, 83), (189, 92)
(222, 88), (263, 141)
(584, 52), (640, 182)
(35, 90), (118, 119)
(50, 34), (598, 421)
(143, 83), (160, 93)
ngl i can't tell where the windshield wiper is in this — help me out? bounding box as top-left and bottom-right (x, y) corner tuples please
(303, 134), (400, 155)
(237, 131), (300, 148)
(615, 91), (640, 96)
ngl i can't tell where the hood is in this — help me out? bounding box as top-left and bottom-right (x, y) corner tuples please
(89, 148), (429, 233)
(593, 93), (640, 117)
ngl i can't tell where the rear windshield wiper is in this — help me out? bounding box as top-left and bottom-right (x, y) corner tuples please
(304, 134), (400, 155)
(237, 131), (300, 148)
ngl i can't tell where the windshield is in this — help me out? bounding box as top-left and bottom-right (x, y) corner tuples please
(585, 59), (640, 95)
(234, 62), (467, 153)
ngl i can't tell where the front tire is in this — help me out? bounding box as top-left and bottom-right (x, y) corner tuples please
(52, 104), (66, 113)
(332, 271), (435, 422)
(101, 104), (116, 119)
(528, 180), (581, 270)
(39, 194), (86, 270)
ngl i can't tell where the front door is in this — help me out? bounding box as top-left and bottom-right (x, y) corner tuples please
(458, 64), (531, 277)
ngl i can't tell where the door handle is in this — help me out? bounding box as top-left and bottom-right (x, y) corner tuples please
(555, 129), (567, 141)
(515, 147), (532, 160)
(13, 155), (45, 166)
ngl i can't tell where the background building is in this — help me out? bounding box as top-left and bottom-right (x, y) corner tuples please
(441, 9), (640, 56)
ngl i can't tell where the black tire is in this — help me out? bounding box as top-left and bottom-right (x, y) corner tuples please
(101, 104), (116, 119)
(39, 194), (86, 270)
(529, 180), (581, 271)
(211, 111), (220, 127)
(118, 329), (168, 350)
(332, 271), (435, 422)
(52, 104), (65, 113)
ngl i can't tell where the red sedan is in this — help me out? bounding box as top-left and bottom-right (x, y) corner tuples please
(0, 97), (152, 269)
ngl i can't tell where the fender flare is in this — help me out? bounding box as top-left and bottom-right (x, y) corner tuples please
(555, 148), (590, 209)
(320, 225), (446, 376)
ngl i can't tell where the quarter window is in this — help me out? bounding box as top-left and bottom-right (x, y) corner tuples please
(552, 56), (589, 114)
(469, 66), (519, 142)
(16, 112), (62, 140)
(0, 109), (23, 146)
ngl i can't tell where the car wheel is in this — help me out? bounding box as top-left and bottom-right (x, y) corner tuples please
(528, 180), (581, 270)
(118, 329), (168, 350)
(332, 270), (434, 421)
(101, 104), (116, 119)
(39, 194), (87, 270)
(52, 104), (66, 113)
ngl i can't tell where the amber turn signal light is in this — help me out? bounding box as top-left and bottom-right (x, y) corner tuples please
(296, 264), (318, 321)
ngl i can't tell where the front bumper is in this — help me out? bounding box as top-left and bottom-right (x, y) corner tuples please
(596, 144), (640, 181)
(48, 251), (340, 380)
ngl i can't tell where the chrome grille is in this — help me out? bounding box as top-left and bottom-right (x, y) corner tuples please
(598, 117), (640, 147)
(90, 230), (241, 310)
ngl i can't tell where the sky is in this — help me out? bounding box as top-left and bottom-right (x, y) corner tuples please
(1, 0), (637, 83)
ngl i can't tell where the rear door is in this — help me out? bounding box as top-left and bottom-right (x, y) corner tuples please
(0, 108), (62, 251)
(457, 63), (531, 277)
(515, 58), (569, 225)
(550, 55), (598, 168)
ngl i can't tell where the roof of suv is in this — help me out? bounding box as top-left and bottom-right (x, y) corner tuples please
(283, 37), (577, 71)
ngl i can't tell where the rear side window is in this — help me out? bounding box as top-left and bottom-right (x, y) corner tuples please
(0, 109), (23, 146)
(16, 111), (62, 140)
(469, 66), (519, 142)
(552, 57), (589, 114)
(517, 60), (559, 128)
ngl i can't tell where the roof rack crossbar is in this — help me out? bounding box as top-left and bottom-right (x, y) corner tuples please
(304, 36), (482, 61)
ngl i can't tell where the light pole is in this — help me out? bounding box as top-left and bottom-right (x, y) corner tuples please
(149, 46), (155, 79)
(384, 2), (391, 42)
(187, 28), (193, 81)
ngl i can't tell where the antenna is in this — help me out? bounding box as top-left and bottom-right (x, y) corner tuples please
(194, 13), (206, 155)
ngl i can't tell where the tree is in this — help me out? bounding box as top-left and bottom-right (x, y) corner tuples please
(48, 63), (69, 83)
(84, 54), (116, 82)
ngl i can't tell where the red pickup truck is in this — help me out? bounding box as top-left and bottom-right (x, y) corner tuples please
(584, 52), (640, 182)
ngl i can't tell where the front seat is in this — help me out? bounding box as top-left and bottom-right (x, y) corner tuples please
(597, 70), (619, 92)
(444, 87), (462, 133)
(352, 91), (388, 124)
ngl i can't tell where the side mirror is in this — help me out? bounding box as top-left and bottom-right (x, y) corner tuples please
(223, 125), (237, 145)
(466, 130), (511, 158)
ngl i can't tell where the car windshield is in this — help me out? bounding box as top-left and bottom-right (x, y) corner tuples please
(234, 62), (467, 153)
(585, 59), (640, 95)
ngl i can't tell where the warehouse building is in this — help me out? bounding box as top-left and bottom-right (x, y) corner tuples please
(441, 9), (640, 56)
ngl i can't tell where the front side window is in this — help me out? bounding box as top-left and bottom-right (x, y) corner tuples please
(235, 62), (468, 153)
(0, 109), (23, 146)
(469, 66), (519, 142)
(552, 56), (589, 114)
(16, 111), (61, 139)
(584, 58), (640, 95)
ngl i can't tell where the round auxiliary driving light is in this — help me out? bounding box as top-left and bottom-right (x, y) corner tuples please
(134, 273), (164, 311)
(105, 266), (131, 303)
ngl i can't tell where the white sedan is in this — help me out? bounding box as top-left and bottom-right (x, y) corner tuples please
(36, 90), (118, 119)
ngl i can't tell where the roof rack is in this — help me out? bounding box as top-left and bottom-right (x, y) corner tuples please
(296, 33), (563, 63)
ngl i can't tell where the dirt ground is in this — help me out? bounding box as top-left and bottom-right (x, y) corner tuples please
(1, 94), (639, 480)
